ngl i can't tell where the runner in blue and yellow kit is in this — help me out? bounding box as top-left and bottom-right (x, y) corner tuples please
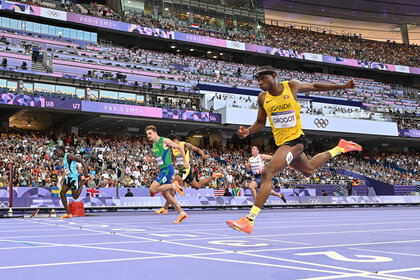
(145, 125), (189, 223)
(227, 65), (362, 234)
(55, 146), (89, 219)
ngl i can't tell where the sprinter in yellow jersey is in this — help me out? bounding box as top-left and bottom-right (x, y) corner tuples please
(154, 133), (223, 215)
(227, 65), (362, 234)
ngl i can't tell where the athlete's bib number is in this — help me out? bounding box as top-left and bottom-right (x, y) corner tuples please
(64, 167), (70, 175)
(155, 156), (164, 166)
(271, 110), (296, 129)
(176, 156), (184, 165)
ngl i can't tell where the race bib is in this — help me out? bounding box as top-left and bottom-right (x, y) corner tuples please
(64, 168), (70, 175)
(271, 110), (296, 129)
(155, 156), (164, 166)
(176, 156), (184, 165)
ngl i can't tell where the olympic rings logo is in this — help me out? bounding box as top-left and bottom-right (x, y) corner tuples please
(0, 201), (9, 208)
(231, 42), (241, 48)
(309, 198), (321, 204)
(314, 118), (329, 128)
(48, 10), (61, 17)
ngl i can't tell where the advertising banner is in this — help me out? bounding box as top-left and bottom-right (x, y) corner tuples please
(40, 7), (67, 21)
(81, 101), (162, 118)
(162, 108), (221, 123)
(2, 1), (40, 15)
(66, 13), (125, 30)
(221, 107), (398, 136)
(174, 32), (227, 48)
(0, 93), (81, 110)
(322, 55), (368, 68)
(226, 40), (246, 51)
(128, 24), (174, 39)
(81, 101), (220, 123)
(303, 52), (323, 62)
(399, 129), (420, 138)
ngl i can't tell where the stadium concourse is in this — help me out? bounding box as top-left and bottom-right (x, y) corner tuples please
(0, 0), (419, 279)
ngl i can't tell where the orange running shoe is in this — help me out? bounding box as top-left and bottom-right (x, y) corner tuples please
(173, 180), (184, 196)
(226, 217), (253, 234)
(338, 139), (362, 153)
(173, 213), (188, 223)
(29, 208), (39, 218)
(212, 172), (224, 179)
(155, 207), (168, 214)
(59, 213), (73, 219)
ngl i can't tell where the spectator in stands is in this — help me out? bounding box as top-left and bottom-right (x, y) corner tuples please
(347, 180), (353, 196)
(125, 188), (134, 197)
(321, 190), (327, 196)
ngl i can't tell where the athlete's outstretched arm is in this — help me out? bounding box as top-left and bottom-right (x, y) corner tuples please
(67, 154), (88, 176)
(238, 92), (267, 139)
(290, 79), (356, 93)
(184, 142), (209, 159)
(260, 154), (272, 161)
(164, 138), (189, 168)
(245, 158), (251, 171)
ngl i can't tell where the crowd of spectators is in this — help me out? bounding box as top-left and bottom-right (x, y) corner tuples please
(13, 0), (420, 67)
(1, 30), (418, 116)
(329, 154), (419, 186)
(0, 128), (418, 191)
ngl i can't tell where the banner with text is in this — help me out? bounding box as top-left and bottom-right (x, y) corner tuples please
(221, 107), (398, 136)
(0, 93), (81, 110)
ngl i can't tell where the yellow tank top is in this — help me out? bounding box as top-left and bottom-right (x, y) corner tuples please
(171, 142), (191, 177)
(171, 142), (190, 164)
(263, 81), (304, 146)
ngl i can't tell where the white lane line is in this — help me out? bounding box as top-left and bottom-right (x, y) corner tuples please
(0, 255), (174, 270)
(350, 248), (420, 258)
(297, 273), (410, 280)
(0, 233), (103, 239)
(379, 267), (420, 274)
(253, 238), (311, 245)
(240, 239), (420, 254)
(0, 228), (74, 233)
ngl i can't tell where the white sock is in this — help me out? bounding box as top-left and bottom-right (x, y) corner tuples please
(180, 212), (185, 215)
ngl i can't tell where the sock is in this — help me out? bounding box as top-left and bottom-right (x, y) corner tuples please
(328, 146), (345, 158)
(246, 205), (261, 225)
(180, 212), (185, 215)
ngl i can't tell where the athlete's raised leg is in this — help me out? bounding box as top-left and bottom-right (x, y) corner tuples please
(150, 180), (182, 195)
(248, 181), (258, 201)
(291, 139), (362, 177)
(189, 172), (224, 190)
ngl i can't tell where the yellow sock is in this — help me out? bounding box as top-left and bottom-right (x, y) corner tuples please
(246, 205), (261, 225)
(328, 146), (345, 158)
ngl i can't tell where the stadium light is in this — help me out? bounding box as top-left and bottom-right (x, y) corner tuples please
(27, 122), (31, 127)
(190, 48), (194, 51)
(207, 50), (212, 54)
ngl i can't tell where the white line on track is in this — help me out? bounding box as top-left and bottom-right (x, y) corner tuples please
(379, 267), (420, 274)
(253, 238), (311, 245)
(297, 273), (409, 280)
(13, 219), (414, 280)
(350, 248), (420, 258)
